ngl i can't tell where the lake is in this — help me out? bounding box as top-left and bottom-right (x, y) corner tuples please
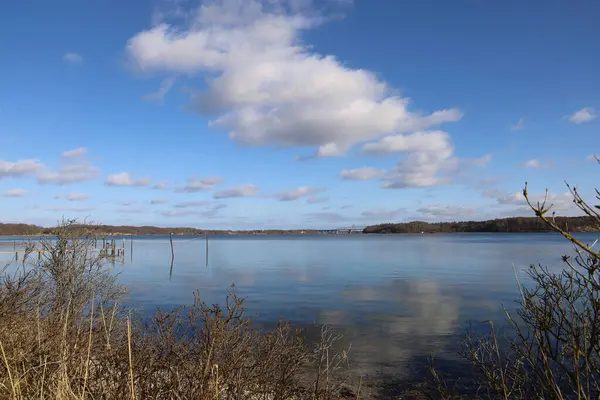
(1, 232), (598, 390)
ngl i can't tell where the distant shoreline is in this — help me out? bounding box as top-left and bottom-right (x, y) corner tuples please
(1, 215), (599, 237)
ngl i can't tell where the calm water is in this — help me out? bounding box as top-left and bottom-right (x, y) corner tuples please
(1, 233), (598, 384)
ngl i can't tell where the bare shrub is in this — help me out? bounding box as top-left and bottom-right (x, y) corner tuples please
(429, 160), (600, 399)
(0, 220), (351, 399)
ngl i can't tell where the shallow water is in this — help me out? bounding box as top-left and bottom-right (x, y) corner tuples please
(1, 233), (598, 384)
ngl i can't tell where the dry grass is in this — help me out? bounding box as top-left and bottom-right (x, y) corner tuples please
(0, 220), (354, 400)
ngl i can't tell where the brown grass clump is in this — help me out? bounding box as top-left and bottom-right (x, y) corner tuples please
(0, 220), (352, 399)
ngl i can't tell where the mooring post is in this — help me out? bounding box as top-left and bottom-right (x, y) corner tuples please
(13, 241), (15, 251)
(205, 233), (209, 266)
(15, 252), (18, 261)
(170, 233), (175, 265)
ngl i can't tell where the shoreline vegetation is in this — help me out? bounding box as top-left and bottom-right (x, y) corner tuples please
(1, 216), (598, 237)
(1, 183), (600, 398)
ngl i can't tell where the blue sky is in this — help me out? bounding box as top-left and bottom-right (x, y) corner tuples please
(0, 0), (598, 229)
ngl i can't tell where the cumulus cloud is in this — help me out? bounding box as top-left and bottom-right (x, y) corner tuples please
(361, 131), (451, 155)
(106, 172), (151, 187)
(38, 164), (99, 185)
(1, 159), (44, 180)
(1, 189), (27, 197)
(359, 131), (486, 189)
(338, 167), (385, 181)
(567, 107), (597, 124)
(125, 0), (462, 158)
(275, 186), (325, 201)
(142, 76), (176, 102)
(61, 147), (88, 160)
(511, 117), (525, 131)
(176, 176), (222, 192)
(63, 52), (83, 64)
(213, 184), (258, 199)
(306, 196), (328, 204)
(55, 192), (89, 201)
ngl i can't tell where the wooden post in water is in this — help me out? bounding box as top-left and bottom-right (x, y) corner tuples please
(13, 241), (15, 251)
(205, 233), (208, 266)
(169, 233), (175, 265)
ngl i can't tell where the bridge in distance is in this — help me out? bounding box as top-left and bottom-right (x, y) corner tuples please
(318, 225), (367, 234)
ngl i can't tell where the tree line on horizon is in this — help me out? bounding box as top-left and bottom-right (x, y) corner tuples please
(1, 216), (598, 237)
(363, 216), (598, 234)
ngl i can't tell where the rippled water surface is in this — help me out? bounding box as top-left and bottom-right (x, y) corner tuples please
(1, 233), (598, 383)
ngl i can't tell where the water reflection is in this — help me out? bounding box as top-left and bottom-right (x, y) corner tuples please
(1, 233), (598, 389)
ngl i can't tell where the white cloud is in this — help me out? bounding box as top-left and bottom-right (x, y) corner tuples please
(1, 189), (27, 197)
(142, 76), (176, 102)
(106, 172), (151, 187)
(61, 147), (88, 160)
(361, 131), (451, 155)
(153, 180), (169, 190)
(361, 131), (490, 189)
(1, 159), (44, 179)
(484, 189), (579, 216)
(567, 107), (597, 124)
(511, 117), (525, 131)
(466, 154), (492, 167)
(338, 167), (385, 181)
(150, 198), (169, 204)
(125, 1), (462, 158)
(55, 192), (89, 201)
(520, 159), (540, 168)
(38, 164), (99, 185)
(213, 184), (258, 199)
(275, 186), (325, 201)
(176, 176), (222, 192)
(518, 158), (551, 169)
(416, 205), (478, 221)
(63, 52), (83, 64)
(381, 148), (455, 189)
(306, 196), (328, 204)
